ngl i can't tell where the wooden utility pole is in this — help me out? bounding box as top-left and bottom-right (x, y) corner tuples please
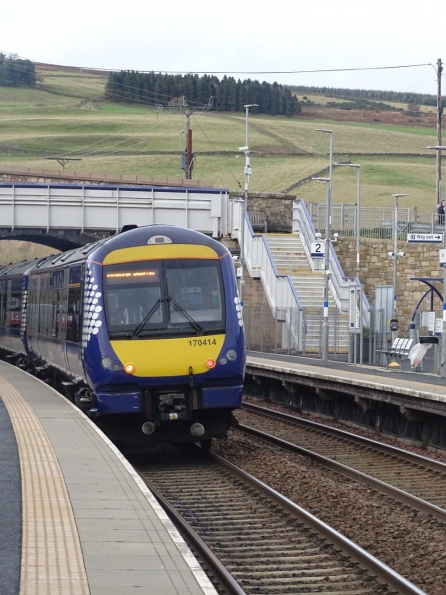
(185, 107), (193, 179)
(436, 58), (443, 209)
(179, 96), (213, 179)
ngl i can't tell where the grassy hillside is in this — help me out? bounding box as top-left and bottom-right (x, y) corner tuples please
(0, 68), (441, 215)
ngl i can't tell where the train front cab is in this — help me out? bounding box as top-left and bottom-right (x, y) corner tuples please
(84, 228), (245, 444)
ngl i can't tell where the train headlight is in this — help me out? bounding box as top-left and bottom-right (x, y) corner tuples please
(206, 358), (216, 369)
(124, 363), (135, 374)
(219, 357), (228, 365)
(226, 349), (237, 361)
(112, 363), (122, 372)
(101, 356), (113, 369)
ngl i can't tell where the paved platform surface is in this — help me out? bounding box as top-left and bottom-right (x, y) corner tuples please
(0, 361), (218, 595)
(247, 351), (446, 404)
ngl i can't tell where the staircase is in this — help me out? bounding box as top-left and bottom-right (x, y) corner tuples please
(265, 234), (349, 352)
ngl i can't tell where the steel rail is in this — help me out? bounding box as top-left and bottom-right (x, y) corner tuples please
(243, 401), (446, 473)
(210, 452), (426, 595)
(238, 422), (446, 523)
(139, 470), (248, 595)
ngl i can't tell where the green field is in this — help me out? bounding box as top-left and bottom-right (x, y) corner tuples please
(0, 69), (441, 214)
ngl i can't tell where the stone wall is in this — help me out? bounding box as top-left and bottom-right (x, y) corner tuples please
(334, 237), (442, 334)
(0, 164), (213, 188)
(229, 192), (295, 233)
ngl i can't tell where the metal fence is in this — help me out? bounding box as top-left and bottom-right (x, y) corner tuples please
(243, 305), (349, 359)
(307, 203), (444, 240)
(244, 304), (441, 374)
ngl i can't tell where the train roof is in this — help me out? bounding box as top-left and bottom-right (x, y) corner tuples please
(90, 225), (228, 263)
(0, 257), (45, 278)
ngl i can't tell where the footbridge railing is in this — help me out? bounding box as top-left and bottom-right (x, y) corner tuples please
(230, 198), (304, 351)
(0, 183), (229, 238)
(292, 199), (370, 327)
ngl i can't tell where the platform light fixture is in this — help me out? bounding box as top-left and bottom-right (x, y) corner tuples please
(315, 128), (333, 362)
(390, 194), (410, 351)
(238, 104), (258, 312)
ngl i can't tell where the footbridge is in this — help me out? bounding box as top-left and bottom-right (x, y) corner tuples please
(0, 183), (230, 250)
(0, 182), (369, 355)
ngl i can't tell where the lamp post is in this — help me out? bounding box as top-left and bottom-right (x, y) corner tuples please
(238, 104), (258, 310)
(315, 129), (333, 361)
(312, 176), (331, 361)
(428, 145), (446, 376)
(242, 104), (259, 211)
(336, 163), (362, 364)
(390, 193), (409, 347)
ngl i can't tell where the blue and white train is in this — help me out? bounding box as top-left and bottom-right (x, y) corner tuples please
(0, 225), (245, 446)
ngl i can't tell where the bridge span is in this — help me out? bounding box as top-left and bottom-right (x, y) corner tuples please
(0, 183), (230, 250)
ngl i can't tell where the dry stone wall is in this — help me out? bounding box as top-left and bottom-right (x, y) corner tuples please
(0, 165), (212, 188)
(334, 237), (443, 335)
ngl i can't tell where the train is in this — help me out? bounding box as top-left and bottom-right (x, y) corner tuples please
(0, 225), (245, 446)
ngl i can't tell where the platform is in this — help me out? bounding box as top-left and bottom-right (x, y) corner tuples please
(246, 352), (446, 416)
(0, 361), (218, 595)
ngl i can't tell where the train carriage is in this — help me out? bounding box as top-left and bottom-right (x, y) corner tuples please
(0, 225), (245, 446)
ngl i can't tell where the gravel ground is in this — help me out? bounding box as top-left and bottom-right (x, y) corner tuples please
(212, 413), (446, 594)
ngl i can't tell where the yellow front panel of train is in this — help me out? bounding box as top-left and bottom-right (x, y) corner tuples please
(111, 335), (225, 377)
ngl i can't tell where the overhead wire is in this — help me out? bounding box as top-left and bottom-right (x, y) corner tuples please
(191, 114), (242, 189)
(0, 51), (433, 76)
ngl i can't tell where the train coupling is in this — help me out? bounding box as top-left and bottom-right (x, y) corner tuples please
(190, 423), (205, 437)
(142, 421), (156, 435)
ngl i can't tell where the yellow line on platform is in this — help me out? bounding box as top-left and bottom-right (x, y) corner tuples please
(0, 377), (89, 595)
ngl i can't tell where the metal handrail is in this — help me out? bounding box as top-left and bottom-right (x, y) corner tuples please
(293, 199), (370, 326)
(231, 199), (304, 350)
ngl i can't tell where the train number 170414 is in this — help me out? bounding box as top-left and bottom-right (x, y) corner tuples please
(188, 338), (217, 347)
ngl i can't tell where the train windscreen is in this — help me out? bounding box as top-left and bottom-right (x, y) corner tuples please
(104, 259), (225, 337)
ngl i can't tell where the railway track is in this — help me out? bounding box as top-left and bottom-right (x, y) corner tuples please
(238, 401), (446, 521)
(131, 446), (424, 595)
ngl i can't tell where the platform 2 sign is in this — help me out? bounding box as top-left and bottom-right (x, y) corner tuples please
(310, 241), (326, 257)
(407, 233), (443, 243)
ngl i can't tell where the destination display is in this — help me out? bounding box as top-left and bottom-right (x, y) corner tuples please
(106, 270), (159, 283)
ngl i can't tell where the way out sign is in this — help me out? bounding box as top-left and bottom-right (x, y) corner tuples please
(407, 233), (443, 243)
(311, 241), (326, 257)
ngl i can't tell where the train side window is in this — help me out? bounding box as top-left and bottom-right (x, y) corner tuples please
(0, 291), (6, 326)
(9, 292), (21, 328)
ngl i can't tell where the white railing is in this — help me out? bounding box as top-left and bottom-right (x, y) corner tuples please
(292, 199), (371, 327)
(308, 203), (445, 239)
(0, 183), (229, 238)
(231, 198), (304, 350)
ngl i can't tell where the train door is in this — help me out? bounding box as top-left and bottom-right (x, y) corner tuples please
(59, 269), (70, 375)
(28, 275), (41, 359)
(5, 280), (13, 352)
(66, 265), (83, 381)
(0, 280), (7, 351)
(10, 276), (23, 354)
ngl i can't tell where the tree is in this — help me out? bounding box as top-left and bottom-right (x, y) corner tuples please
(0, 55), (36, 87)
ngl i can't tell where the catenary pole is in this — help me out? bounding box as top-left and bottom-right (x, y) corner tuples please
(436, 59), (443, 210)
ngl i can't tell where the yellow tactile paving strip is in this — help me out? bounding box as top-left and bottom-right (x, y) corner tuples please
(0, 376), (90, 595)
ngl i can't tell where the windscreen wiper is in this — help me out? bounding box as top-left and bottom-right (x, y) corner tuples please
(167, 297), (205, 334)
(131, 298), (163, 337)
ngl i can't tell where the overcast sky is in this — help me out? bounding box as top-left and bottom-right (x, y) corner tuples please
(2, 0), (444, 95)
